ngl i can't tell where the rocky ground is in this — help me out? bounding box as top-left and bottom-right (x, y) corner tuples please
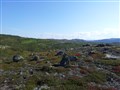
(0, 45), (120, 90)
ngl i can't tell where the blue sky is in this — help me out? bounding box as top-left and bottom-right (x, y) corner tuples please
(0, 0), (119, 40)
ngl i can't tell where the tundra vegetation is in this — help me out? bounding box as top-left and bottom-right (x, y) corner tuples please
(0, 34), (120, 90)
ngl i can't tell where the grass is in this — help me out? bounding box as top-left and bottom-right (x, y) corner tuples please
(98, 59), (120, 66)
(82, 71), (107, 84)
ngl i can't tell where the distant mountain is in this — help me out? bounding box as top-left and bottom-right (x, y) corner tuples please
(1, 34), (120, 44)
(90, 38), (120, 43)
(71, 39), (86, 42)
(69, 38), (120, 43)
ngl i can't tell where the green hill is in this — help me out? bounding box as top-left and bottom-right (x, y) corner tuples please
(0, 34), (86, 52)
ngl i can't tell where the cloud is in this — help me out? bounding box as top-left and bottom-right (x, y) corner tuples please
(3, 27), (120, 40)
(34, 28), (120, 40)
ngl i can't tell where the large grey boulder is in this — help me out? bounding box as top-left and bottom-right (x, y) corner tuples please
(12, 55), (24, 62)
(54, 51), (78, 67)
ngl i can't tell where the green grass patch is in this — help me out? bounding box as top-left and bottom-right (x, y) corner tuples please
(98, 59), (120, 66)
(82, 71), (107, 84)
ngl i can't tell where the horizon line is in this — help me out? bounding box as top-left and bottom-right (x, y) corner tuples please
(1, 33), (120, 41)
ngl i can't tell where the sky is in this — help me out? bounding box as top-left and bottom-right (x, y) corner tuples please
(0, 0), (120, 40)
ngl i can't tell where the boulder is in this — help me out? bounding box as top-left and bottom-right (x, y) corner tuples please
(55, 51), (65, 56)
(12, 55), (24, 62)
(30, 55), (39, 61)
(69, 56), (78, 61)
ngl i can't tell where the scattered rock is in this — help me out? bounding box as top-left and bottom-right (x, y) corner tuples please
(12, 55), (24, 62)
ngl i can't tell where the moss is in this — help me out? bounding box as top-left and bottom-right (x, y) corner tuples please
(98, 59), (120, 66)
(82, 71), (107, 84)
(55, 67), (69, 73)
(25, 75), (39, 90)
(59, 84), (87, 90)
(61, 77), (87, 90)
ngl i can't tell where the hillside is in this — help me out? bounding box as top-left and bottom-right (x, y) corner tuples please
(1, 34), (120, 52)
(0, 34), (120, 90)
(0, 34), (85, 51)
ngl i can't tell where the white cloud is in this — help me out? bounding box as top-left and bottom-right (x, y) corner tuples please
(34, 28), (120, 40)
(3, 27), (120, 40)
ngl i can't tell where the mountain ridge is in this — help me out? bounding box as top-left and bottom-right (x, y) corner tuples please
(1, 34), (120, 43)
